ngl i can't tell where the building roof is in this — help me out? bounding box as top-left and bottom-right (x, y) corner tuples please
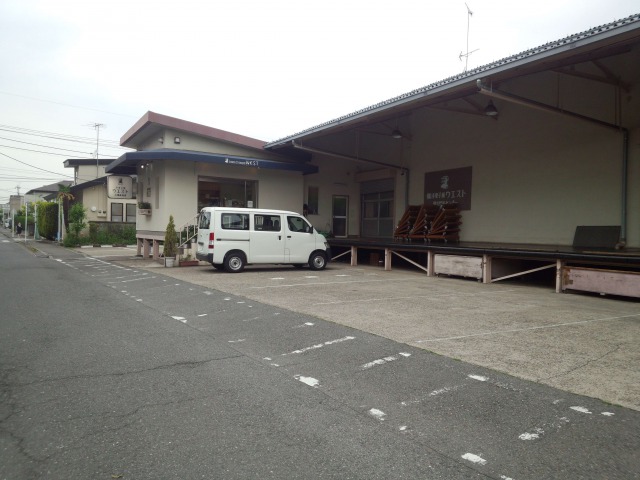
(63, 159), (116, 168)
(120, 111), (268, 151)
(266, 13), (640, 148)
(26, 180), (73, 195)
(105, 149), (318, 175)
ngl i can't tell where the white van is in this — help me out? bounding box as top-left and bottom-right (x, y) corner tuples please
(195, 207), (331, 272)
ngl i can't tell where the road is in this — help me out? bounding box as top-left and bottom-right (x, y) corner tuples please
(1, 238), (638, 479)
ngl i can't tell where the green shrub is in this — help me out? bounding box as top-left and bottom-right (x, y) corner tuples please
(37, 202), (59, 240)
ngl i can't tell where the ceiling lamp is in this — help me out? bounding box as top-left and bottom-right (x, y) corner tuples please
(391, 129), (403, 139)
(484, 100), (499, 116)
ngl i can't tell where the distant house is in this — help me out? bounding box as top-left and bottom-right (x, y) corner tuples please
(26, 181), (72, 202)
(64, 159), (138, 223)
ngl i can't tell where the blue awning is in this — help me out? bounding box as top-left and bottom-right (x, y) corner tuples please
(105, 149), (317, 175)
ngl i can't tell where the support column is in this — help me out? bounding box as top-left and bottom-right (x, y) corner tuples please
(482, 254), (492, 284)
(351, 246), (357, 266)
(153, 240), (160, 260)
(384, 248), (392, 271)
(556, 260), (563, 293)
(142, 239), (150, 259)
(427, 251), (435, 276)
(136, 238), (142, 256)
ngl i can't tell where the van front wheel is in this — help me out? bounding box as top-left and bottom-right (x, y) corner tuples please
(308, 252), (327, 271)
(224, 252), (246, 273)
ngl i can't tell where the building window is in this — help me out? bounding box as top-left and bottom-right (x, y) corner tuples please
(111, 203), (123, 222)
(307, 186), (319, 215)
(125, 203), (136, 222)
(198, 177), (257, 211)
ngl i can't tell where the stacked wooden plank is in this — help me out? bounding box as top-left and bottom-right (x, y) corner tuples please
(425, 204), (462, 242)
(395, 203), (462, 243)
(393, 205), (421, 240)
(408, 204), (436, 239)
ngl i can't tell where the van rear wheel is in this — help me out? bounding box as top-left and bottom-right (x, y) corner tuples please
(224, 252), (246, 273)
(308, 252), (327, 271)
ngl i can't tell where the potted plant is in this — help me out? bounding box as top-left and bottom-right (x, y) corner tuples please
(163, 214), (178, 267)
(138, 201), (152, 215)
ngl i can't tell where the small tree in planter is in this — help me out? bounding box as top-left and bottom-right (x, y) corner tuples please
(163, 214), (178, 267)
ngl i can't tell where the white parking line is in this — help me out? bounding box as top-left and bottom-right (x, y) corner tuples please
(415, 313), (640, 342)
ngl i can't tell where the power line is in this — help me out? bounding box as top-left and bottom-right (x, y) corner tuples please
(0, 125), (126, 147)
(0, 136), (95, 155)
(0, 144), (88, 158)
(0, 91), (138, 119)
(0, 151), (74, 178)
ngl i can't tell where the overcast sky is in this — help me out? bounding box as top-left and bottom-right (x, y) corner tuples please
(1, 0), (638, 204)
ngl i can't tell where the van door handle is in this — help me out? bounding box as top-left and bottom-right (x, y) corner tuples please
(287, 235), (292, 239)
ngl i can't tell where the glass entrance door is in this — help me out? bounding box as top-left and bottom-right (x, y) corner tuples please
(332, 195), (348, 238)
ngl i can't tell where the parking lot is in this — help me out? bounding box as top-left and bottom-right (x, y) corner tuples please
(78, 245), (640, 412)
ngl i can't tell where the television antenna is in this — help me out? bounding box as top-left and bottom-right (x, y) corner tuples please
(459, 3), (478, 72)
(86, 123), (105, 177)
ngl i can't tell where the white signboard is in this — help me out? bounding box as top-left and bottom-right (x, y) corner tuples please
(107, 176), (133, 199)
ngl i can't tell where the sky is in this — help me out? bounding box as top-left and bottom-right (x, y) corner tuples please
(1, 0), (638, 204)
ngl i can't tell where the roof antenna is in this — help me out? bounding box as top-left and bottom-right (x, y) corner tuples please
(459, 3), (478, 72)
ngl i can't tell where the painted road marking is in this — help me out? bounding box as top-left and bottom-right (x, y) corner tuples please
(282, 336), (355, 356)
(416, 313), (640, 342)
(462, 453), (487, 465)
(368, 408), (386, 420)
(360, 352), (411, 370)
(295, 375), (319, 387)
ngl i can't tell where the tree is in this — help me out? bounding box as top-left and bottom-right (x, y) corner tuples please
(68, 203), (87, 241)
(164, 214), (178, 258)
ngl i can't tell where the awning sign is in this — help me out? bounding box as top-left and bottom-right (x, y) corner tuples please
(424, 166), (472, 210)
(107, 176), (133, 199)
(225, 158), (259, 167)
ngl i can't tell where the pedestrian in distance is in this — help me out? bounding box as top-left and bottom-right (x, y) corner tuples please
(16, 222), (23, 235)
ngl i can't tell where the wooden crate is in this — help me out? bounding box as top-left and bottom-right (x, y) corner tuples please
(434, 255), (483, 280)
(562, 267), (640, 298)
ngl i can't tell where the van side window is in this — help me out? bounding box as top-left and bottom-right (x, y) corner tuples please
(221, 213), (249, 230)
(199, 212), (210, 229)
(287, 216), (311, 233)
(255, 215), (281, 231)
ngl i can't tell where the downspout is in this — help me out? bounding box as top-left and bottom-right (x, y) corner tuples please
(620, 130), (628, 247)
(477, 80), (629, 246)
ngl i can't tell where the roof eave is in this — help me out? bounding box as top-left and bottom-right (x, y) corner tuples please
(265, 14), (640, 149)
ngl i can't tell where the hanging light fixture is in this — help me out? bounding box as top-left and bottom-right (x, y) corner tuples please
(484, 100), (499, 116)
(391, 129), (403, 139)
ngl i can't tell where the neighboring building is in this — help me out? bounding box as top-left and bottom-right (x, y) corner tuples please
(63, 159), (138, 223)
(26, 181), (73, 202)
(106, 112), (316, 257)
(9, 195), (24, 216)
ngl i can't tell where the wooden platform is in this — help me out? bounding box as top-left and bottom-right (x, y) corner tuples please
(327, 237), (640, 298)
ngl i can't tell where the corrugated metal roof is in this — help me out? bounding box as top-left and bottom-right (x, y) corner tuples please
(265, 13), (640, 148)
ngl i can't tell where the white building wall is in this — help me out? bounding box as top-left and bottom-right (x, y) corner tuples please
(408, 103), (630, 245)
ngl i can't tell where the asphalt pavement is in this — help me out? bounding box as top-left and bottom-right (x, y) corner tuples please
(2, 230), (640, 479)
(40, 236), (640, 412)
